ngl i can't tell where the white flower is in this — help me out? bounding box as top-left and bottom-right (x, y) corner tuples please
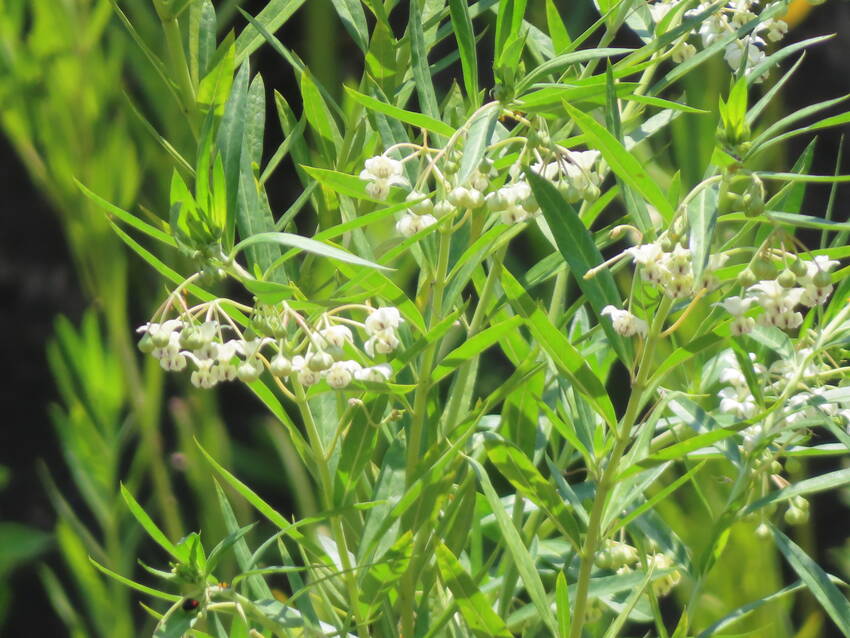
(138, 319), (183, 348)
(396, 212), (438, 237)
(355, 364), (393, 383)
(186, 355), (219, 389)
(365, 329), (401, 357)
(326, 360), (361, 389)
(318, 325), (353, 349)
(362, 155), (404, 180)
(715, 295), (756, 316)
(365, 307), (402, 335)
(626, 243), (664, 265)
(406, 191), (434, 216)
(237, 338), (271, 359)
(360, 154), (409, 200)
(601, 305), (648, 337)
(237, 359), (263, 383)
(724, 39), (765, 75)
(448, 186), (483, 209)
(270, 353), (292, 377)
(718, 386), (757, 419)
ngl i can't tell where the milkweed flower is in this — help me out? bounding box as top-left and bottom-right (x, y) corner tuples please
(360, 155), (408, 200)
(601, 305), (648, 337)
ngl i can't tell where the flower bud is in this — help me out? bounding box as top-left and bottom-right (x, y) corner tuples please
(784, 505), (809, 526)
(270, 354), (292, 377)
(777, 269), (797, 289)
(737, 267), (758, 288)
(307, 351), (334, 372)
(138, 333), (155, 354)
(813, 270), (832, 287)
(750, 256), (777, 281)
(237, 360), (263, 383)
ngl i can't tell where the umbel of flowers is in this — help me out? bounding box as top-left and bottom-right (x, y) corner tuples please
(137, 299), (403, 394)
(358, 136), (604, 238)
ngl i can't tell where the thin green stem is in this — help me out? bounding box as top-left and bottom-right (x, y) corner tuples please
(292, 382), (369, 636)
(569, 296), (673, 638)
(406, 228), (453, 482)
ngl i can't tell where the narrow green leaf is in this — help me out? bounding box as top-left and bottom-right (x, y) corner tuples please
(77, 180), (176, 247)
(518, 48), (632, 92)
(467, 456), (559, 634)
(409, 0), (441, 120)
(501, 267), (616, 428)
(234, 0), (307, 64)
(449, 0), (479, 101)
(231, 231), (390, 271)
(527, 170), (631, 366)
(344, 87), (456, 137)
(483, 436), (582, 548)
(216, 62), (250, 246)
(773, 527), (850, 637)
(435, 544), (513, 638)
(120, 484), (183, 561)
(431, 316), (523, 382)
(687, 183), (719, 284)
(89, 558), (180, 602)
(545, 0), (571, 54)
(458, 102), (499, 186)
(556, 571), (571, 637)
(744, 468), (850, 515)
(563, 100), (675, 221)
(329, 0), (369, 52)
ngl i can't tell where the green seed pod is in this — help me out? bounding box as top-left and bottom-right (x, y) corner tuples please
(751, 256), (777, 281)
(777, 269), (797, 289)
(813, 270), (832, 287)
(737, 267), (758, 288)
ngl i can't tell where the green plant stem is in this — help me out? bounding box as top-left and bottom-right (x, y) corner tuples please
(568, 296), (672, 638)
(441, 242), (509, 431)
(292, 382), (368, 636)
(154, 1), (198, 132)
(406, 227), (453, 482)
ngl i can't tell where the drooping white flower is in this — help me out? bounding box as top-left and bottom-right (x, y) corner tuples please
(360, 154), (409, 200)
(326, 360), (362, 389)
(355, 363), (393, 383)
(396, 212), (438, 237)
(365, 307), (403, 335)
(601, 305), (648, 337)
(718, 386), (757, 419)
(317, 325), (353, 349)
(715, 295), (756, 316)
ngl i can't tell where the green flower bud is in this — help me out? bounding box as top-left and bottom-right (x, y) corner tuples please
(737, 267), (758, 288)
(138, 333), (155, 354)
(307, 351), (334, 372)
(790, 257), (808, 278)
(784, 505), (809, 526)
(751, 256), (777, 281)
(777, 269), (797, 289)
(813, 270), (832, 287)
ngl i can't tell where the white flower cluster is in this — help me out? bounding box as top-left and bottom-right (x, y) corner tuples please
(649, 0), (788, 77)
(715, 348), (850, 450)
(626, 242), (728, 298)
(715, 255), (839, 335)
(359, 146), (603, 237)
(138, 304), (404, 391)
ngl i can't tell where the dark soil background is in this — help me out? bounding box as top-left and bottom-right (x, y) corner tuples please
(1, 1), (849, 635)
